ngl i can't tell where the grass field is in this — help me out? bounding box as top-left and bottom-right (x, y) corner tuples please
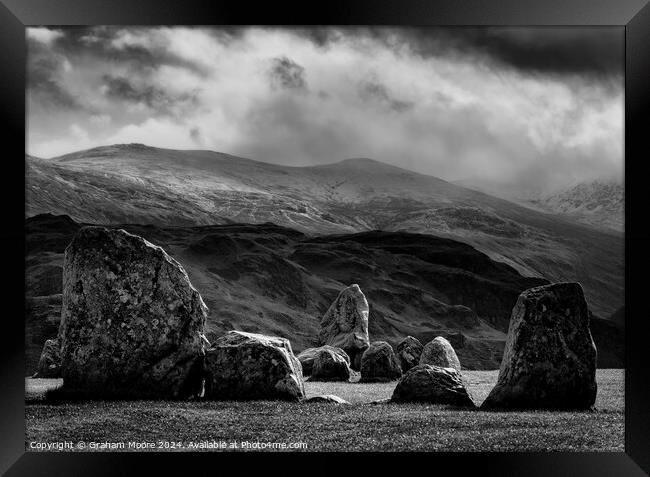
(25, 369), (624, 452)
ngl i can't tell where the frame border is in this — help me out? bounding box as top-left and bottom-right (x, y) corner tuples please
(2, 0), (649, 475)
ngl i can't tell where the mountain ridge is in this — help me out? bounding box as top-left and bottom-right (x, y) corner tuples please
(25, 143), (623, 320)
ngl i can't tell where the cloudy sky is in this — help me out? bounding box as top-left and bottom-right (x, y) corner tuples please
(27, 26), (623, 193)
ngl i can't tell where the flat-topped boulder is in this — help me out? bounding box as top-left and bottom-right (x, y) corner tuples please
(297, 345), (350, 376)
(59, 227), (207, 398)
(482, 282), (597, 410)
(420, 336), (461, 372)
(204, 331), (305, 401)
(310, 347), (351, 382)
(391, 364), (475, 407)
(396, 336), (424, 372)
(318, 284), (370, 370)
(33, 338), (62, 378)
(360, 341), (402, 382)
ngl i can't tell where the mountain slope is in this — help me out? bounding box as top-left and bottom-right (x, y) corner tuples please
(531, 181), (623, 232)
(453, 177), (623, 233)
(26, 144), (623, 319)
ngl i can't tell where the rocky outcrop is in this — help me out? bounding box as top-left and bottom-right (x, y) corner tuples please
(420, 337), (461, 372)
(303, 394), (350, 404)
(204, 331), (305, 401)
(482, 283), (597, 410)
(59, 227), (207, 399)
(297, 345), (350, 376)
(395, 336), (424, 372)
(310, 347), (351, 382)
(391, 364), (476, 407)
(360, 341), (402, 382)
(33, 338), (61, 378)
(318, 284), (370, 370)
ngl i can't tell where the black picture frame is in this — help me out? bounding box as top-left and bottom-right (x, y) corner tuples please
(2, 0), (649, 475)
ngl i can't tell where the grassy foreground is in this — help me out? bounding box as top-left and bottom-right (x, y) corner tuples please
(25, 369), (624, 452)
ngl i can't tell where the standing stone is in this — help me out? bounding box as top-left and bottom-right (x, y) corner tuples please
(360, 341), (402, 382)
(420, 336), (461, 372)
(318, 284), (370, 370)
(396, 336), (424, 372)
(297, 345), (350, 376)
(391, 364), (475, 407)
(33, 338), (62, 378)
(482, 282), (597, 410)
(204, 331), (305, 401)
(310, 348), (351, 382)
(59, 227), (208, 399)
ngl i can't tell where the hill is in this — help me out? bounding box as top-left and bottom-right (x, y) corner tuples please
(26, 144), (624, 320)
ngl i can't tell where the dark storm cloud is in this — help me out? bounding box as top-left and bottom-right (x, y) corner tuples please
(101, 75), (199, 116)
(268, 57), (308, 91)
(293, 26), (622, 80)
(357, 77), (414, 113)
(28, 55), (80, 109)
(27, 26), (623, 193)
(432, 27), (623, 79)
(49, 26), (211, 77)
(27, 35), (82, 109)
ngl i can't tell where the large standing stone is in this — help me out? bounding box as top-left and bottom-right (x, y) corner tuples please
(204, 331), (305, 401)
(360, 341), (402, 382)
(482, 282), (597, 410)
(297, 345), (350, 376)
(420, 337), (461, 372)
(59, 227), (208, 399)
(396, 336), (424, 372)
(33, 338), (62, 378)
(310, 348), (351, 382)
(318, 284), (370, 370)
(391, 364), (476, 407)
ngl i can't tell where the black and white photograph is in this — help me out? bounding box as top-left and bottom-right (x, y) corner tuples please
(24, 25), (625, 452)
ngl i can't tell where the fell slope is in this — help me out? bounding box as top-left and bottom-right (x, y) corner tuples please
(26, 214), (552, 374)
(26, 144), (624, 319)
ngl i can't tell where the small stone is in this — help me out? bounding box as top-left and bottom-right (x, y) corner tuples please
(204, 331), (305, 401)
(420, 336), (461, 372)
(297, 345), (350, 376)
(395, 336), (424, 372)
(360, 341), (402, 382)
(310, 348), (351, 382)
(33, 338), (62, 379)
(391, 364), (475, 407)
(303, 394), (350, 404)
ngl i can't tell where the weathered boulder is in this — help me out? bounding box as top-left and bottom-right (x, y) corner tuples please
(318, 284), (370, 370)
(204, 331), (305, 401)
(303, 394), (350, 404)
(420, 336), (461, 372)
(33, 338), (62, 378)
(59, 227), (207, 399)
(310, 348), (351, 382)
(360, 341), (402, 382)
(396, 336), (424, 372)
(391, 364), (476, 407)
(482, 282), (597, 410)
(297, 345), (350, 376)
